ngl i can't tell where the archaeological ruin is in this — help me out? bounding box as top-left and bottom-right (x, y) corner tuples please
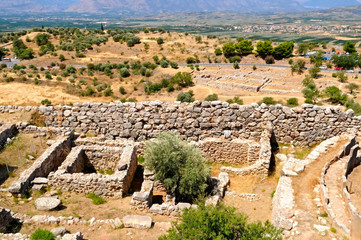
(1, 101), (361, 239)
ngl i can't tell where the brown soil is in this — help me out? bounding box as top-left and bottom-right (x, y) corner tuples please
(347, 163), (361, 212)
(0, 133), (51, 188)
(292, 136), (351, 239)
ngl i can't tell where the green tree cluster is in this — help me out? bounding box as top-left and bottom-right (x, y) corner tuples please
(12, 39), (34, 60)
(160, 203), (282, 240)
(144, 133), (210, 202)
(222, 39), (254, 58)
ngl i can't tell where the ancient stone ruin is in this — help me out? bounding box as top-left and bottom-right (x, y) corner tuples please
(1, 101), (361, 239)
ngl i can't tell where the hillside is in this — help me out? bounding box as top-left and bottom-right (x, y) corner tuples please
(303, 0), (360, 9)
(67, 0), (305, 14)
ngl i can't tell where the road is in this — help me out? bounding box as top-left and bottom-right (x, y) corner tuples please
(0, 60), (358, 74)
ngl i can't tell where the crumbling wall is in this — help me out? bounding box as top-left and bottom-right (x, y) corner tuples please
(197, 138), (260, 164)
(220, 129), (272, 176)
(0, 124), (18, 150)
(9, 134), (73, 195)
(48, 145), (137, 198)
(82, 146), (124, 171)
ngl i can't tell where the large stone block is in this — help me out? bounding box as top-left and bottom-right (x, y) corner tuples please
(123, 215), (152, 229)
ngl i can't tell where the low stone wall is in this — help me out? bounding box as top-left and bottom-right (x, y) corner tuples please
(197, 138), (260, 164)
(82, 146), (124, 171)
(221, 129), (272, 176)
(319, 137), (357, 235)
(0, 124), (18, 150)
(339, 141), (361, 239)
(9, 134), (74, 195)
(131, 170), (228, 215)
(48, 145), (137, 198)
(272, 176), (295, 231)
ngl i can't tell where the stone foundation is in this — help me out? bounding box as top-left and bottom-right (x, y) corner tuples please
(197, 138), (260, 164)
(221, 129), (273, 176)
(48, 144), (138, 198)
(9, 134), (74, 195)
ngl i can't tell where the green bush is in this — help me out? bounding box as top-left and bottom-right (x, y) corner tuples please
(259, 97), (276, 106)
(144, 133), (210, 202)
(160, 60), (169, 68)
(177, 91), (195, 103)
(324, 86), (348, 104)
(86, 193), (106, 205)
(41, 99), (52, 106)
(287, 98), (299, 107)
(265, 55), (275, 64)
(103, 87), (113, 97)
(204, 94), (218, 101)
(226, 97), (243, 105)
(346, 99), (361, 116)
(31, 228), (55, 240)
(144, 82), (162, 94)
(119, 86), (126, 95)
(159, 203), (282, 240)
(120, 68), (130, 78)
(170, 61), (178, 69)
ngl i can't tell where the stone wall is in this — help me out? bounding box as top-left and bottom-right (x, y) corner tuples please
(9, 134), (74, 195)
(1, 101), (359, 146)
(319, 137), (357, 235)
(221, 129), (273, 176)
(48, 144), (138, 198)
(82, 146), (124, 171)
(0, 124), (18, 150)
(197, 138), (260, 164)
(339, 141), (361, 239)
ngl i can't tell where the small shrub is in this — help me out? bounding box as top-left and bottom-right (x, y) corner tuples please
(31, 228), (55, 240)
(259, 97), (276, 106)
(265, 55), (275, 64)
(177, 90), (195, 103)
(287, 98), (299, 107)
(41, 99), (52, 106)
(320, 212), (328, 218)
(170, 61), (178, 69)
(86, 193), (106, 205)
(137, 156), (145, 164)
(103, 87), (113, 97)
(226, 97), (243, 105)
(330, 227), (337, 233)
(119, 86), (126, 95)
(204, 93), (218, 101)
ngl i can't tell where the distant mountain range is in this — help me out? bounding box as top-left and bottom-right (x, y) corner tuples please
(1, 0), (361, 14)
(302, 0), (361, 9)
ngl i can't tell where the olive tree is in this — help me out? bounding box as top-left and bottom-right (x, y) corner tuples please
(144, 133), (210, 202)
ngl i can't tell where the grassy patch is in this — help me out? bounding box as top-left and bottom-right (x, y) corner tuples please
(320, 212), (328, 218)
(86, 193), (106, 205)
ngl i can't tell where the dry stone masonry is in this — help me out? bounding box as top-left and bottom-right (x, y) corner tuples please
(48, 143), (138, 198)
(9, 134), (74, 195)
(0, 101), (359, 147)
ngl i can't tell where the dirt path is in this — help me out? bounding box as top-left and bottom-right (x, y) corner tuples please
(292, 137), (350, 240)
(324, 156), (351, 231)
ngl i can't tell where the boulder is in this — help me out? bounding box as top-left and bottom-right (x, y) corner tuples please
(51, 227), (68, 237)
(61, 232), (83, 240)
(35, 197), (61, 211)
(123, 215), (152, 229)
